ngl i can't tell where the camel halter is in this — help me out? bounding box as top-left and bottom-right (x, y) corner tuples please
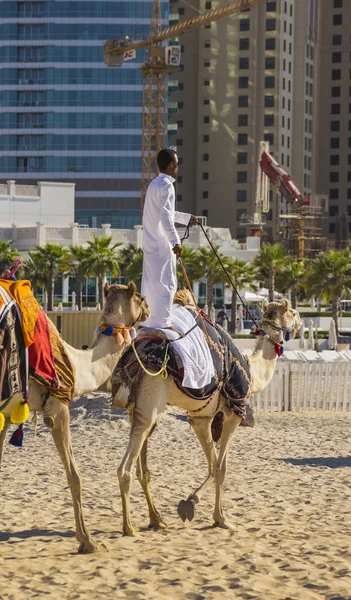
(100, 311), (142, 342)
(256, 320), (294, 356)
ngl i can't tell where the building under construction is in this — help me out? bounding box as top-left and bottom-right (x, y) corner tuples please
(279, 200), (327, 260)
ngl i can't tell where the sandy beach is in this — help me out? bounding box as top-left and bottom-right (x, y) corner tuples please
(1, 395), (351, 599)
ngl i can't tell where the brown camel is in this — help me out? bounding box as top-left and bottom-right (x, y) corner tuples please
(113, 295), (302, 536)
(0, 282), (149, 553)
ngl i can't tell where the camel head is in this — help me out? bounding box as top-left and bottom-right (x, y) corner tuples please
(173, 288), (195, 307)
(260, 298), (302, 345)
(101, 282), (150, 328)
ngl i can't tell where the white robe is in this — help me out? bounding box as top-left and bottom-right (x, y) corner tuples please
(141, 173), (191, 328)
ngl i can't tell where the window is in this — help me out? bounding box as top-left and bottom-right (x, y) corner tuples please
(265, 38), (276, 50)
(238, 114), (248, 126)
(238, 95), (249, 108)
(237, 171), (247, 183)
(334, 0), (342, 6)
(264, 114), (274, 126)
(237, 190), (247, 202)
(329, 206), (339, 217)
(203, 134), (209, 142)
(240, 19), (250, 31)
(239, 77), (249, 89)
(18, 69), (44, 84)
(264, 95), (275, 108)
(264, 133), (274, 144)
(178, 83), (184, 91)
(331, 104), (341, 114)
(18, 2), (45, 17)
(330, 189), (339, 200)
(332, 87), (341, 97)
(239, 57), (249, 69)
(18, 46), (44, 62)
(176, 138), (183, 146)
(204, 79), (210, 86)
(238, 133), (248, 145)
(237, 152), (248, 164)
(332, 52), (342, 63)
(329, 223), (336, 234)
(204, 98), (210, 105)
(265, 76), (275, 88)
(178, 101), (184, 109)
(203, 172), (209, 180)
(333, 14), (342, 26)
(177, 120), (183, 128)
(204, 116), (210, 124)
(331, 138), (340, 149)
(332, 69), (341, 80)
(266, 1), (276, 11)
(177, 194), (182, 202)
(265, 57), (275, 69)
(178, 7), (185, 14)
(333, 35), (342, 45)
(203, 191), (208, 199)
(203, 153), (209, 161)
(204, 60), (210, 68)
(266, 19), (276, 31)
(348, 172), (351, 182)
(239, 38), (250, 51)
(205, 1), (212, 8)
(330, 172), (339, 182)
(204, 40), (211, 48)
(330, 155), (340, 165)
(331, 121), (340, 131)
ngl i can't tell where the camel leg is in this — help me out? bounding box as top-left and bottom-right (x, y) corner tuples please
(178, 416), (218, 523)
(0, 417), (10, 468)
(118, 375), (171, 537)
(213, 412), (242, 530)
(43, 397), (102, 554)
(136, 431), (167, 531)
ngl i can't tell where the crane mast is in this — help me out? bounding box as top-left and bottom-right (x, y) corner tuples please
(104, 0), (269, 210)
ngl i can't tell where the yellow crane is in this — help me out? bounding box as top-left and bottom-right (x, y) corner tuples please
(104, 0), (269, 209)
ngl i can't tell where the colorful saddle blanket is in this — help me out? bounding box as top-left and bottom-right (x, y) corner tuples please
(0, 279), (74, 406)
(112, 307), (251, 419)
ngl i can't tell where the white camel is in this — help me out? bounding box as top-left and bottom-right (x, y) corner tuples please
(0, 281), (149, 553)
(113, 294), (302, 536)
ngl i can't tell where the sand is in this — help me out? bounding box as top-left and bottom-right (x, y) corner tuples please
(1, 395), (351, 600)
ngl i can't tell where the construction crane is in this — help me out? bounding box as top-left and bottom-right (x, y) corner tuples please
(104, 0), (269, 209)
(258, 147), (326, 260)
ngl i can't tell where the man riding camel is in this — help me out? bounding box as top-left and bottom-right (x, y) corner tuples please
(140, 148), (198, 329)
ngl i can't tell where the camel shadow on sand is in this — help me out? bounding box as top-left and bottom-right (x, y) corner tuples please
(0, 528), (75, 542)
(281, 456), (351, 469)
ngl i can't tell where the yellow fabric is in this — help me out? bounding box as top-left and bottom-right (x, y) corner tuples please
(0, 279), (40, 348)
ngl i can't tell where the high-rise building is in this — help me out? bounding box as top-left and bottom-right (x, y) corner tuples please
(0, 0), (168, 229)
(317, 0), (351, 243)
(170, 0), (320, 241)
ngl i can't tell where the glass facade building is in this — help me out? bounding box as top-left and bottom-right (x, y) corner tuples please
(0, 0), (169, 228)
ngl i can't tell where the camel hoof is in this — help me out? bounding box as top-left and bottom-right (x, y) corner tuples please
(212, 520), (235, 531)
(78, 540), (106, 554)
(148, 520), (168, 531)
(177, 499), (195, 523)
(122, 529), (138, 537)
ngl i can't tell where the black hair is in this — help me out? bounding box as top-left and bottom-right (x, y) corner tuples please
(157, 148), (177, 171)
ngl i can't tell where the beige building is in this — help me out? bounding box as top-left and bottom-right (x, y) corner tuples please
(169, 0), (320, 241)
(317, 0), (351, 243)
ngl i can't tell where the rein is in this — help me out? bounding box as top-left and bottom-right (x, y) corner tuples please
(100, 311), (142, 339)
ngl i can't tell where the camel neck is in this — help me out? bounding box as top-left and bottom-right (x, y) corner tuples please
(248, 336), (278, 394)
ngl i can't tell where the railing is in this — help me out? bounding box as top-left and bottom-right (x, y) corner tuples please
(14, 185), (40, 197)
(254, 361), (351, 413)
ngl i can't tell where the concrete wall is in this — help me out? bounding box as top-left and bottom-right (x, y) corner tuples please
(0, 180), (75, 227)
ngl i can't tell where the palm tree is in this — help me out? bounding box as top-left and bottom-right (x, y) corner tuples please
(22, 253), (47, 298)
(30, 244), (67, 310)
(195, 246), (230, 312)
(0, 240), (20, 275)
(83, 235), (121, 306)
(253, 242), (288, 302)
(123, 248), (144, 290)
(176, 247), (203, 288)
(304, 248), (351, 335)
(64, 245), (90, 310)
(275, 258), (306, 309)
(226, 258), (258, 333)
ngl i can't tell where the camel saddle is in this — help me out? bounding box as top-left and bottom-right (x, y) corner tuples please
(112, 308), (251, 419)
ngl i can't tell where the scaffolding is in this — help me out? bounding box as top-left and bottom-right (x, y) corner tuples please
(279, 199), (327, 260)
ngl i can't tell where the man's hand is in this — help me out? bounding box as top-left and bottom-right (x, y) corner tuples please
(189, 215), (199, 226)
(172, 243), (182, 258)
